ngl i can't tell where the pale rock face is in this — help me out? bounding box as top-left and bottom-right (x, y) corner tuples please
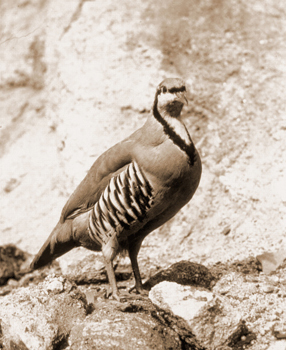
(45, 277), (64, 293)
(267, 341), (286, 350)
(149, 281), (213, 321)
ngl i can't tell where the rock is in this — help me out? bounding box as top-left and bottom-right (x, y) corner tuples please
(267, 340), (286, 350)
(262, 284), (275, 293)
(3, 177), (21, 193)
(84, 287), (106, 304)
(45, 278), (64, 294)
(59, 251), (132, 284)
(0, 275), (204, 350)
(68, 299), (184, 350)
(149, 281), (213, 321)
(149, 280), (256, 349)
(273, 323), (286, 340)
(0, 244), (31, 285)
(221, 225), (231, 236)
(0, 278), (87, 350)
(257, 251), (286, 274)
(270, 276), (280, 285)
(190, 297), (256, 349)
(144, 260), (215, 290)
(7, 278), (19, 287)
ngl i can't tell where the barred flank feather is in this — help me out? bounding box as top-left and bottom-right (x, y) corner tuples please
(88, 162), (153, 245)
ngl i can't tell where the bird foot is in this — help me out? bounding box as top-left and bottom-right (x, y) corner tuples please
(119, 290), (147, 301)
(105, 287), (122, 302)
(105, 287), (147, 302)
(129, 285), (149, 297)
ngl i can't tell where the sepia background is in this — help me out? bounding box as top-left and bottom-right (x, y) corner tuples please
(1, 0), (286, 349)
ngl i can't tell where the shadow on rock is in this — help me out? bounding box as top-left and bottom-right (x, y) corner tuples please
(0, 244), (32, 285)
(144, 260), (216, 291)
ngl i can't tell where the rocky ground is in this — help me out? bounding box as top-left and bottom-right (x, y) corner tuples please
(1, 0), (286, 349)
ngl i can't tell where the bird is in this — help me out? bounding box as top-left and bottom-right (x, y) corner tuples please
(30, 78), (202, 301)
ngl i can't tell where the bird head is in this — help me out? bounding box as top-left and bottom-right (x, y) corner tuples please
(154, 78), (188, 118)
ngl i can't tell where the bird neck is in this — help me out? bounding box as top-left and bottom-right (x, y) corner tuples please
(152, 99), (197, 165)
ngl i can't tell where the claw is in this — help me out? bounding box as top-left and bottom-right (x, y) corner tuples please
(111, 292), (122, 302)
(129, 285), (149, 297)
(129, 285), (136, 294)
(105, 286), (121, 302)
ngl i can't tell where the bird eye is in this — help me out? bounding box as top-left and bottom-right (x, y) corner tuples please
(161, 86), (167, 93)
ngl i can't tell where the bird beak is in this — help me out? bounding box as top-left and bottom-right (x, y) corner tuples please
(175, 92), (188, 105)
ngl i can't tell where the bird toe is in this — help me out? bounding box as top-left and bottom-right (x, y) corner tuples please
(129, 285), (149, 297)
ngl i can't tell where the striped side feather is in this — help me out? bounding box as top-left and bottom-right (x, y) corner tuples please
(88, 162), (153, 245)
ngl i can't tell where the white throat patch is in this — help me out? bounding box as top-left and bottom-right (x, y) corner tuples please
(163, 114), (192, 146)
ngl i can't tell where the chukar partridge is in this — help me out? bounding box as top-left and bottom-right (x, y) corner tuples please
(31, 78), (202, 301)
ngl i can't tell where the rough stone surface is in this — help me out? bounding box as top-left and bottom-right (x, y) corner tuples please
(149, 281), (214, 321)
(149, 281), (255, 349)
(0, 275), (203, 350)
(60, 250), (132, 285)
(0, 244), (31, 285)
(68, 300), (183, 350)
(257, 251), (286, 275)
(144, 260), (215, 290)
(267, 341), (286, 350)
(0, 277), (87, 350)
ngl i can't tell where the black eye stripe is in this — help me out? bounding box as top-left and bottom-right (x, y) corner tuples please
(168, 86), (186, 93)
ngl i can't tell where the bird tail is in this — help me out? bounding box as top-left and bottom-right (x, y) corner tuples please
(30, 220), (76, 270)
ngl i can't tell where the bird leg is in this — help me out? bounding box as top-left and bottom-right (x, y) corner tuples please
(104, 258), (121, 301)
(128, 239), (149, 296)
(102, 238), (121, 301)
